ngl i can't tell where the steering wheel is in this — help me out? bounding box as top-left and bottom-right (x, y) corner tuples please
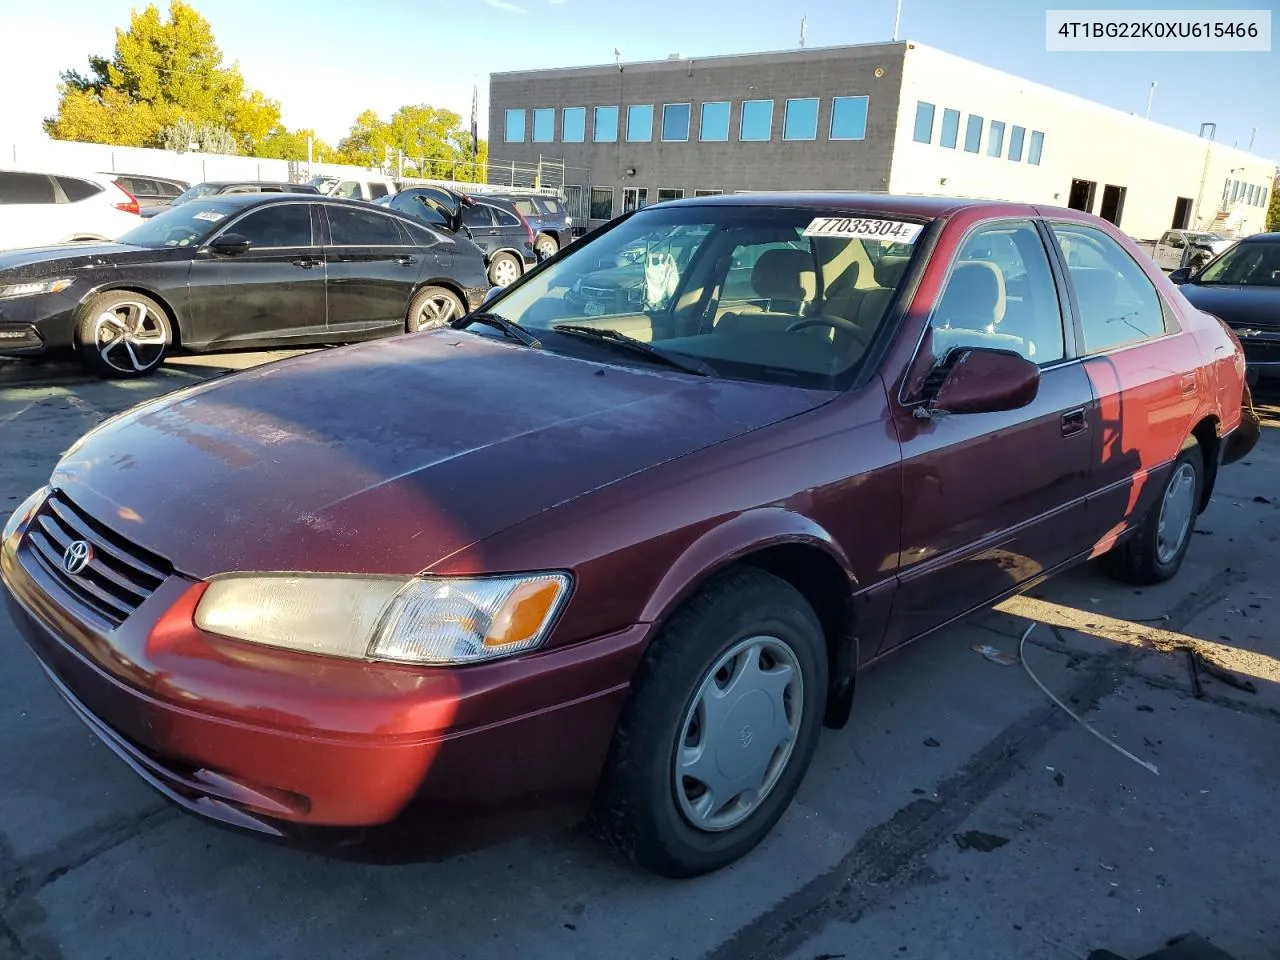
(786, 315), (870, 345)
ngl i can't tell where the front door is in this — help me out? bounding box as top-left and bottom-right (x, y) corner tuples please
(883, 218), (1095, 650)
(1045, 221), (1203, 554)
(322, 203), (423, 337)
(186, 201), (327, 349)
(1152, 231), (1185, 271)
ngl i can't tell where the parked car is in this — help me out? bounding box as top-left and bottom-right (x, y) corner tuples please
(139, 180), (321, 218)
(0, 169), (142, 251)
(0, 193), (487, 376)
(1, 195), (1258, 880)
(1150, 229), (1235, 272)
(378, 187), (536, 286)
(1171, 231), (1280, 383)
(479, 191), (573, 259)
(326, 176), (398, 202)
(103, 173), (188, 210)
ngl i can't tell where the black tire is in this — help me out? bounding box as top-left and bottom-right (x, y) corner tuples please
(535, 234), (559, 259)
(487, 252), (522, 287)
(406, 286), (465, 332)
(74, 291), (172, 378)
(589, 567), (828, 878)
(1104, 443), (1204, 585)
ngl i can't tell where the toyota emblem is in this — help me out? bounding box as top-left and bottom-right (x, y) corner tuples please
(62, 540), (93, 575)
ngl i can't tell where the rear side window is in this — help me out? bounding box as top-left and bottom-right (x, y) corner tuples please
(493, 207), (522, 227)
(0, 172), (57, 204)
(514, 199), (537, 216)
(119, 177), (157, 197)
(397, 219), (442, 246)
(462, 205), (495, 228)
(539, 198), (564, 216)
(1051, 223), (1167, 354)
(326, 205), (403, 246)
(57, 177), (104, 202)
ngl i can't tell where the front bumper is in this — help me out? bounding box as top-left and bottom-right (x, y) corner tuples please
(0, 293), (78, 356)
(0, 323), (46, 355)
(2, 506), (650, 862)
(1230, 326), (1280, 371)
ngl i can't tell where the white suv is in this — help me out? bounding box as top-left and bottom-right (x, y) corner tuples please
(0, 170), (143, 252)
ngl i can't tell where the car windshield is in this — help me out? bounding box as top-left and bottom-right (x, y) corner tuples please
(1195, 239), (1280, 287)
(117, 200), (242, 248)
(1186, 232), (1221, 244)
(169, 183), (221, 206)
(478, 204), (927, 387)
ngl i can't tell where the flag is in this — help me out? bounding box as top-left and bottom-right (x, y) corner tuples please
(799, 16), (807, 47)
(470, 82), (479, 161)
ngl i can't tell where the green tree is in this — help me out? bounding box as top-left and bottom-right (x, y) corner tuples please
(257, 126), (333, 162)
(45, 0), (281, 153)
(335, 105), (488, 179)
(1267, 175), (1280, 232)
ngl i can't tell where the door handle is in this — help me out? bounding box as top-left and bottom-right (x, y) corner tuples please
(1180, 373), (1198, 397)
(1061, 408), (1087, 437)
(292, 256), (322, 268)
(394, 255), (417, 266)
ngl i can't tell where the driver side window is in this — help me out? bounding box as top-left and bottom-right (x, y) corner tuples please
(928, 220), (1066, 366)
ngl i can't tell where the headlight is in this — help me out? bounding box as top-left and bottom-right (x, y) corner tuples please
(3, 485), (49, 544)
(193, 572), (572, 665)
(0, 279), (73, 300)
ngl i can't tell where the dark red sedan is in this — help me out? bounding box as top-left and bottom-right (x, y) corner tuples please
(1, 194), (1259, 878)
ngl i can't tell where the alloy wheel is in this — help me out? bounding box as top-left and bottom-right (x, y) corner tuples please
(418, 295), (456, 329)
(92, 301), (167, 374)
(1155, 461), (1197, 564)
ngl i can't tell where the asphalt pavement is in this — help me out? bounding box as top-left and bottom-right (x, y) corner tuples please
(1, 352), (1277, 960)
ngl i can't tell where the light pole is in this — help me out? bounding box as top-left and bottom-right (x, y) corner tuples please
(893, 0), (902, 40)
(1145, 80), (1157, 119)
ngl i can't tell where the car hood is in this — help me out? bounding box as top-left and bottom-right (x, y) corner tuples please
(1180, 283), (1280, 331)
(0, 243), (184, 279)
(50, 332), (833, 579)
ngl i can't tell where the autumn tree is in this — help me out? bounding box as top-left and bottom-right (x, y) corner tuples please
(335, 105), (488, 179)
(45, 0), (281, 153)
(1268, 175), (1279, 232)
(256, 127), (334, 163)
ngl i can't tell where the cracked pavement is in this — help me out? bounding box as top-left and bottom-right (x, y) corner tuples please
(1, 355), (1277, 960)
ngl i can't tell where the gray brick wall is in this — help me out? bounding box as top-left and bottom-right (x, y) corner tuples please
(489, 44), (906, 222)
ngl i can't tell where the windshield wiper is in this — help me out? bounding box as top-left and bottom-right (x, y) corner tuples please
(454, 311), (541, 348)
(551, 323), (717, 376)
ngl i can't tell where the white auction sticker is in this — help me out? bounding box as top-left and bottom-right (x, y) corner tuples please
(193, 211), (225, 222)
(803, 216), (923, 242)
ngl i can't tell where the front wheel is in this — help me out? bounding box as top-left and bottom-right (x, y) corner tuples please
(488, 252), (522, 287)
(589, 567), (827, 878)
(75, 291), (172, 378)
(406, 286), (464, 332)
(1104, 443), (1203, 584)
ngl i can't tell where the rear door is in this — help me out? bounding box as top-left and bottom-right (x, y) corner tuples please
(883, 217), (1095, 650)
(186, 201), (327, 347)
(1046, 220), (1204, 555)
(461, 203), (498, 258)
(322, 202), (421, 336)
(0, 172), (65, 249)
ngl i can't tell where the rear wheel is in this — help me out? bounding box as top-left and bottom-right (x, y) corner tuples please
(406, 286), (464, 332)
(1104, 444), (1203, 584)
(75, 291), (172, 378)
(488, 252), (521, 287)
(589, 567), (827, 878)
(535, 234), (559, 259)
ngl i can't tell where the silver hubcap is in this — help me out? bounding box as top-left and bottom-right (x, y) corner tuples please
(417, 295), (456, 329)
(92, 301), (166, 373)
(492, 258), (519, 286)
(674, 635), (803, 832)
(1156, 462), (1196, 564)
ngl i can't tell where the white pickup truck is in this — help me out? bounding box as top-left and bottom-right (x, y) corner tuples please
(307, 175), (398, 201)
(1151, 229), (1236, 272)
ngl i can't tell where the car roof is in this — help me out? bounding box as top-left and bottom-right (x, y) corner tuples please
(199, 180), (312, 188)
(1239, 232), (1280, 243)
(180, 193), (374, 210)
(102, 172), (187, 184)
(660, 192), (1041, 219)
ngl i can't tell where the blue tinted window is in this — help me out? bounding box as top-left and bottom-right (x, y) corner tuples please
(1028, 130), (1044, 165)
(594, 106), (618, 142)
(531, 108), (554, 143)
(562, 107), (586, 142)
(1009, 125), (1025, 160)
(740, 100), (773, 141)
(913, 101), (934, 143)
(830, 96), (869, 140)
(662, 103), (691, 141)
(783, 98), (819, 140)
(964, 115), (982, 153)
(987, 120), (1005, 157)
(504, 109), (525, 143)
(940, 108), (960, 148)
(700, 101), (730, 141)
(627, 104), (653, 142)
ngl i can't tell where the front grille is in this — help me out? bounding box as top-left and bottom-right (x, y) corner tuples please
(20, 491), (171, 627)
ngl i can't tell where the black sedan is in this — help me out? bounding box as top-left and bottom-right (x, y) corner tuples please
(1173, 232), (1280, 383)
(0, 194), (489, 377)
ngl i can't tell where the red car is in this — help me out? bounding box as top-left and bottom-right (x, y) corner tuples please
(1, 194), (1259, 878)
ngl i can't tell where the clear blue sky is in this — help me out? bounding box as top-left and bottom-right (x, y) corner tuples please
(1, 0), (1276, 162)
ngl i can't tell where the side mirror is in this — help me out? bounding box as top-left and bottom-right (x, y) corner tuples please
(923, 347), (1040, 417)
(1168, 267), (1192, 284)
(478, 286), (504, 309)
(210, 233), (250, 256)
